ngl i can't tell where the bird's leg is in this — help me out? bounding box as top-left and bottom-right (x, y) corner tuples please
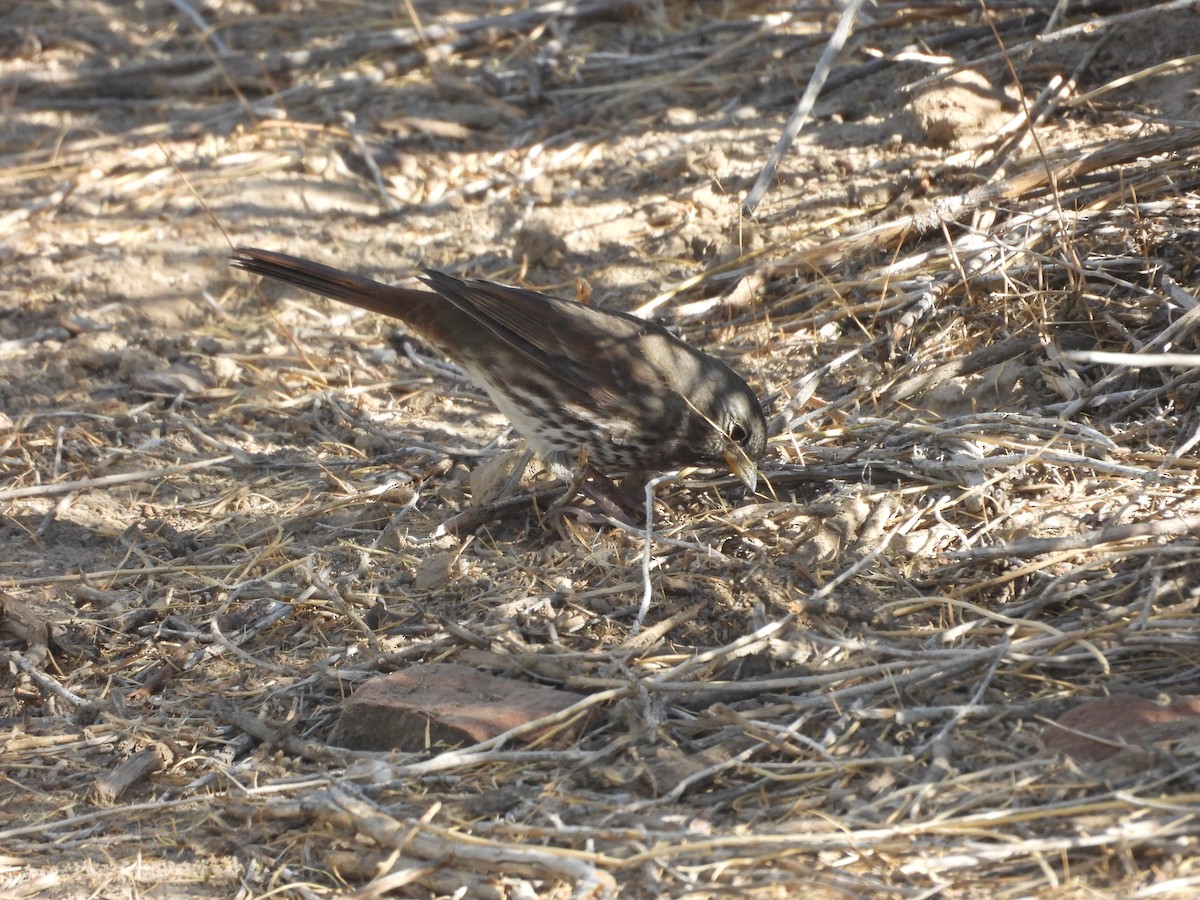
(579, 466), (648, 521)
(541, 449), (643, 524)
(542, 470), (640, 526)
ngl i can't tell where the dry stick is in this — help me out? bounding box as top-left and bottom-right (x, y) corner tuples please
(341, 111), (400, 212)
(211, 698), (372, 766)
(0, 798), (203, 842)
(648, 651), (997, 708)
(1062, 350), (1200, 368)
(0, 589), (50, 648)
(632, 472), (679, 636)
(1003, 127), (1200, 200)
(772, 345), (863, 434)
(799, 11), (1040, 105)
(350, 687), (628, 779)
(953, 73), (1065, 171)
(0, 455), (236, 502)
(742, 0), (864, 215)
(6, 650), (86, 707)
(166, 0), (230, 55)
(304, 557), (379, 651)
(1049, 270), (1200, 425)
(914, 413), (1115, 449)
(889, 337), (1039, 403)
(1085, 264), (1200, 358)
(608, 804), (1195, 869)
(900, 817), (1196, 875)
(949, 512), (1200, 563)
(773, 127), (1200, 275)
(1062, 296), (1200, 538)
(303, 788), (618, 898)
(0, 180), (75, 235)
(1067, 51), (1200, 108)
(765, 140), (1195, 372)
(912, 644), (1006, 759)
(622, 705), (836, 812)
(1, 0), (613, 102)
(623, 600), (706, 651)
(207, 602), (295, 675)
(905, 0), (1200, 95)
(980, 0), (1085, 290)
(962, 7), (1112, 178)
(93, 743), (176, 805)
(648, 615), (793, 687)
(1159, 274), (1200, 314)
(342, 864), (442, 900)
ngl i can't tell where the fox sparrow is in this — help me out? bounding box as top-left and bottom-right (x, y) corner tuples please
(230, 248), (767, 492)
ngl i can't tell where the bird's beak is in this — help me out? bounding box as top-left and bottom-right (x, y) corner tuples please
(724, 448), (758, 493)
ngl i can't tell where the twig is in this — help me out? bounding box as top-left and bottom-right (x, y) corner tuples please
(743, 0), (864, 215)
(0, 455), (236, 502)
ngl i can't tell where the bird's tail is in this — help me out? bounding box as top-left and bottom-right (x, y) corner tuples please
(230, 247), (426, 320)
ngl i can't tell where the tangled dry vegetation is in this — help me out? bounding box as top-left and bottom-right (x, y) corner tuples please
(3, 1), (1200, 897)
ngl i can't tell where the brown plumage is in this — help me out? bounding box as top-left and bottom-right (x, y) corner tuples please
(230, 247), (766, 490)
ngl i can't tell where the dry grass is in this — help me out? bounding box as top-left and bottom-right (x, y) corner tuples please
(3, 1), (1200, 897)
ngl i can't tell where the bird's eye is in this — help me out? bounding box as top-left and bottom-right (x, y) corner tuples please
(728, 423), (749, 445)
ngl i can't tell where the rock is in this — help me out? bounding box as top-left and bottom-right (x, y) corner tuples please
(331, 663), (590, 752)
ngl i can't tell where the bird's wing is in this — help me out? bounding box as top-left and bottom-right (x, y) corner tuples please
(419, 269), (663, 405)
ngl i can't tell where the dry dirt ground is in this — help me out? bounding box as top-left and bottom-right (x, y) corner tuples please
(4, 1), (1200, 897)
